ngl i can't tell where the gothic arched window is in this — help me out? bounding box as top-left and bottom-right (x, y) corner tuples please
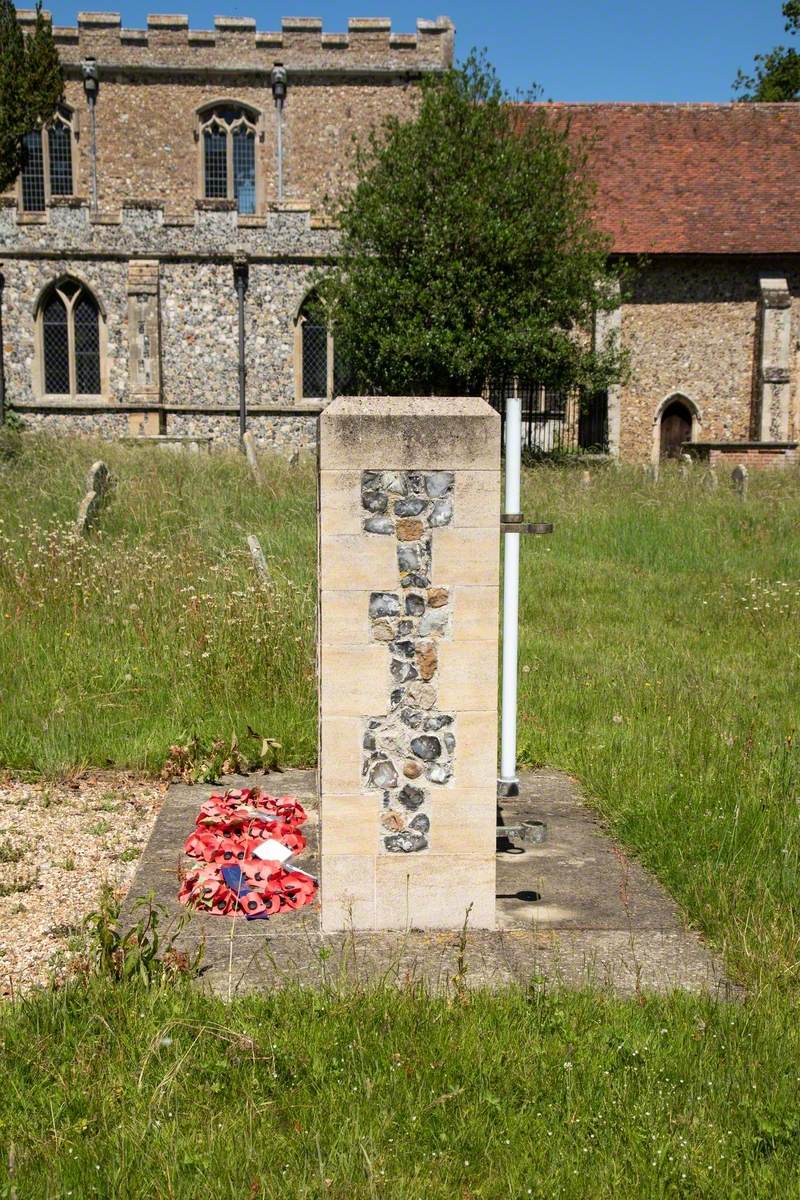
(294, 292), (354, 401)
(20, 106), (75, 212)
(198, 104), (258, 214)
(38, 279), (102, 398)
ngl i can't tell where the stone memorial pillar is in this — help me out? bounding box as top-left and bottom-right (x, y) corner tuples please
(318, 397), (500, 932)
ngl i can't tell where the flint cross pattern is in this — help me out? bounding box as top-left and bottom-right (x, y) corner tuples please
(360, 469), (456, 853)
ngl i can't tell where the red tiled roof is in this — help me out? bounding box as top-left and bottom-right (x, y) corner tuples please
(519, 103), (800, 255)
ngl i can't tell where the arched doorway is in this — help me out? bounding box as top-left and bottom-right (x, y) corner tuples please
(659, 398), (693, 459)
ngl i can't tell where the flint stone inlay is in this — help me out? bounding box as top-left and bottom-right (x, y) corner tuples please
(364, 515), (394, 535)
(359, 468), (456, 853)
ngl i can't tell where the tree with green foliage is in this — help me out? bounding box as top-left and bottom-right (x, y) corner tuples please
(321, 54), (624, 397)
(0, 0), (63, 192)
(734, 1), (800, 101)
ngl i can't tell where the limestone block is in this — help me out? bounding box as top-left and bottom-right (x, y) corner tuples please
(374, 855), (495, 929)
(319, 589), (372, 645)
(319, 645), (388, 716)
(319, 717), (364, 793)
(320, 796), (382, 855)
(450, 586), (500, 642)
(319, 397), (500, 472)
(319, 470), (363, 537)
(320, 854), (375, 932)
(453, 470), (502, 529)
(319, 534), (398, 591)
(436, 641), (499, 711)
(450, 711), (498, 790)
(432, 527), (500, 586)
(759, 273), (792, 441)
(127, 412), (162, 437)
(427, 793), (497, 856)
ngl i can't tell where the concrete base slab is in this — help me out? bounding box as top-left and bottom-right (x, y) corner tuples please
(123, 768), (736, 999)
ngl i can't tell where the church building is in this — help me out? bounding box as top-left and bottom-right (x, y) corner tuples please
(1, 9), (798, 467)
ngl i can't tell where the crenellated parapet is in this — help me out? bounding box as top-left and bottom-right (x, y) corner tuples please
(15, 11), (454, 75)
(0, 197), (339, 260)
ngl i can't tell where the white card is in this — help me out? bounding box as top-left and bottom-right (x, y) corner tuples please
(253, 838), (293, 864)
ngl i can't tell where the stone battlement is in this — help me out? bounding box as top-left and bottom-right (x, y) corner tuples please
(16, 10), (454, 73)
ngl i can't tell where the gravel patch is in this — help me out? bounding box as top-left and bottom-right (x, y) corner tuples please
(0, 773), (165, 996)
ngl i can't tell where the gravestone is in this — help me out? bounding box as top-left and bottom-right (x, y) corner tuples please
(75, 460), (111, 536)
(732, 463), (749, 499)
(318, 397), (500, 931)
(242, 431), (262, 482)
(246, 534), (270, 585)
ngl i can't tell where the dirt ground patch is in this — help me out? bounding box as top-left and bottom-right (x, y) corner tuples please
(0, 772), (165, 996)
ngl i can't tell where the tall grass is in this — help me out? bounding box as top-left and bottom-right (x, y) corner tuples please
(518, 462), (800, 991)
(0, 437), (317, 772)
(2, 975), (800, 1199)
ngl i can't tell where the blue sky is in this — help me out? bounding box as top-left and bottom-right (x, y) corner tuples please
(44, 0), (787, 102)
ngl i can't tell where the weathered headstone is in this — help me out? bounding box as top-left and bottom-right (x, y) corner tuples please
(318, 397), (500, 931)
(75, 460), (111, 536)
(246, 534), (270, 585)
(580, 469), (592, 488)
(732, 463), (749, 499)
(242, 431), (261, 482)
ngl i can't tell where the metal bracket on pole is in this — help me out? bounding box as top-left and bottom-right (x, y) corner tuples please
(500, 516), (553, 536)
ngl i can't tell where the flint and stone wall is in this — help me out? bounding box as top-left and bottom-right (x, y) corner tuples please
(0, 202), (335, 448)
(318, 397), (499, 932)
(0, 10), (451, 450)
(11, 11), (453, 216)
(614, 257), (800, 464)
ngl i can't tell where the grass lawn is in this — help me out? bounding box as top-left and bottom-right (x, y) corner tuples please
(2, 435), (800, 1196)
(2, 976), (799, 1199)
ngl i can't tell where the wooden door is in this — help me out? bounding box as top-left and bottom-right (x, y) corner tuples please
(659, 402), (692, 459)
